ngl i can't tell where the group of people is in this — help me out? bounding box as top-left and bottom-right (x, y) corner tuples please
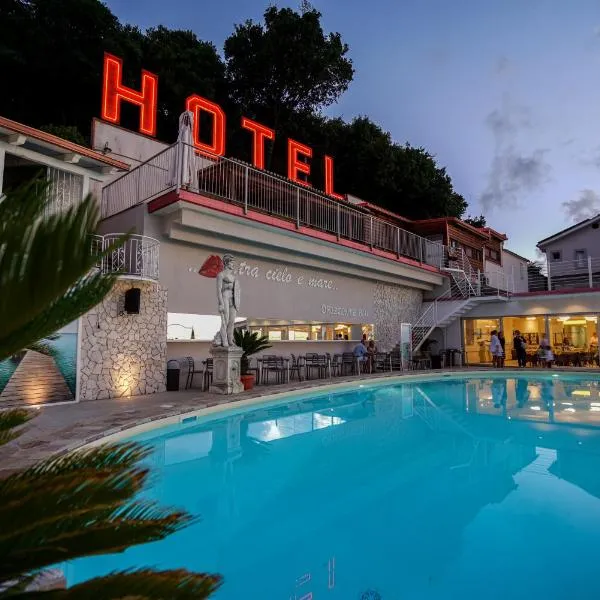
(353, 336), (378, 371)
(490, 329), (554, 368)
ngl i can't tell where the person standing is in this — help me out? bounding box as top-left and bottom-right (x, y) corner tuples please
(498, 331), (506, 368)
(490, 330), (502, 368)
(513, 330), (527, 368)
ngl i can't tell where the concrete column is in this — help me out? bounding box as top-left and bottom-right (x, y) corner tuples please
(544, 316), (551, 344)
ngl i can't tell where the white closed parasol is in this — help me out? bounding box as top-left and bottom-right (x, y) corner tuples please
(171, 110), (197, 189)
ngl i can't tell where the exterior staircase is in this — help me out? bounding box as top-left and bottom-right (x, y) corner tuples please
(412, 292), (479, 353)
(411, 246), (509, 353)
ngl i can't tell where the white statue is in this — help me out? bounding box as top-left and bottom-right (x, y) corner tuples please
(215, 254), (241, 348)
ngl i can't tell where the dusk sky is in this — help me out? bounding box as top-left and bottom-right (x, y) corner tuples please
(105, 0), (600, 260)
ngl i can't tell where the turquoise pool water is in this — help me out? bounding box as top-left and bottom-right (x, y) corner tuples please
(66, 373), (600, 599)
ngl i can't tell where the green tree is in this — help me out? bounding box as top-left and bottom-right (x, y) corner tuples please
(308, 116), (467, 219)
(0, 181), (220, 597)
(142, 26), (227, 140)
(0, 0), (134, 142)
(464, 214), (487, 228)
(224, 4), (354, 167)
(39, 125), (88, 147)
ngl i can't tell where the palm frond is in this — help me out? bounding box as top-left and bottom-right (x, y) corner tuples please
(234, 329), (272, 356)
(0, 180), (126, 362)
(0, 409), (36, 447)
(8, 568), (221, 599)
(22, 442), (150, 478)
(0, 443), (197, 582)
(0, 501), (195, 581)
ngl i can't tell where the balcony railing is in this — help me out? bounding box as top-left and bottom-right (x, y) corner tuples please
(91, 234), (160, 281)
(525, 256), (600, 293)
(101, 142), (450, 270)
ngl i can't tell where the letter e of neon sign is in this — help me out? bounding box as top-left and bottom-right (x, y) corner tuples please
(288, 139), (312, 187)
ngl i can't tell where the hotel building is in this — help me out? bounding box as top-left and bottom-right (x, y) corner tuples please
(2, 103), (600, 403)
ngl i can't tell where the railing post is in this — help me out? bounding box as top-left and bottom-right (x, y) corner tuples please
(370, 216), (374, 249)
(396, 228), (400, 258)
(589, 255), (593, 288)
(419, 238), (423, 263)
(336, 203), (341, 240)
(243, 165), (249, 214)
(547, 259), (552, 291)
(296, 188), (300, 229)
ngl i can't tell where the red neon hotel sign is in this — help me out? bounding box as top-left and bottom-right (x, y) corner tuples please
(101, 52), (344, 199)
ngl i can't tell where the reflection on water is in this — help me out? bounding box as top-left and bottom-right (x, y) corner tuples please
(66, 374), (600, 599)
(464, 375), (600, 425)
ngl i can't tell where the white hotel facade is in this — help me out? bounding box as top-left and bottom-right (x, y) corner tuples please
(2, 112), (600, 404)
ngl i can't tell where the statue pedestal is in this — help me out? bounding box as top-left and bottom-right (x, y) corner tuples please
(209, 345), (244, 395)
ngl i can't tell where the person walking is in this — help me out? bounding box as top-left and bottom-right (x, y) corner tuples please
(513, 330), (527, 368)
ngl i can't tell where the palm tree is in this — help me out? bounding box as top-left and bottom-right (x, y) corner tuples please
(233, 329), (272, 374)
(0, 180), (220, 598)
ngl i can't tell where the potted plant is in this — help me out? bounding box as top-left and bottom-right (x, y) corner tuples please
(234, 329), (272, 390)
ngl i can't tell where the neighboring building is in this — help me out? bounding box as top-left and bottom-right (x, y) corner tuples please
(537, 214), (600, 290)
(498, 249), (530, 294)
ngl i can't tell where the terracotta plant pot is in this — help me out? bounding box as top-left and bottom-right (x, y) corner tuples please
(240, 374), (255, 391)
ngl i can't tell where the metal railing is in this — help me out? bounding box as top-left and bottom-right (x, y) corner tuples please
(477, 267), (513, 297)
(92, 234), (160, 281)
(102, 144), (178, 219)
(526, 256), (600, 293)
(101, 141), (451, 269)
(439, 246), (480, 297)
(412, 288), (452, 352)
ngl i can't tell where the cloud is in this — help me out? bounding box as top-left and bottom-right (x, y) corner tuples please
(480, 98), (551, 211)
(562, 189), (600, 222)
(494, 56), (512, 75)
(480, 149), (551, 210)
(579, 145), (600, 169)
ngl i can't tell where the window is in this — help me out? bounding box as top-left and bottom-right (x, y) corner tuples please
(520, 263), (526, 280)
(485, 248), (500, 262)
(450, 239), (460, 248)
(575, 250), (586, 267)
(551, 251), (561, 261)
(465, 247), (473, 257)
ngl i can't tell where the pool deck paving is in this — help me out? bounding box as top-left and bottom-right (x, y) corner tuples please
(1, 365), (598, 476)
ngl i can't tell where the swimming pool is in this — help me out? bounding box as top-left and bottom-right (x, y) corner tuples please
(65, 372), (600, 599)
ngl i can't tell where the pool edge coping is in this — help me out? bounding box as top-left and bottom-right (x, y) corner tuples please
(79, 368), (600, 449)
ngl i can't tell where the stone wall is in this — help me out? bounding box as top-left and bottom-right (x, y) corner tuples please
(373, 283), (423, 351)
(80, 280), (167, 400)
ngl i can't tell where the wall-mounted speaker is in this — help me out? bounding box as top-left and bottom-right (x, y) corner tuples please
(124, 287), (141, 314)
